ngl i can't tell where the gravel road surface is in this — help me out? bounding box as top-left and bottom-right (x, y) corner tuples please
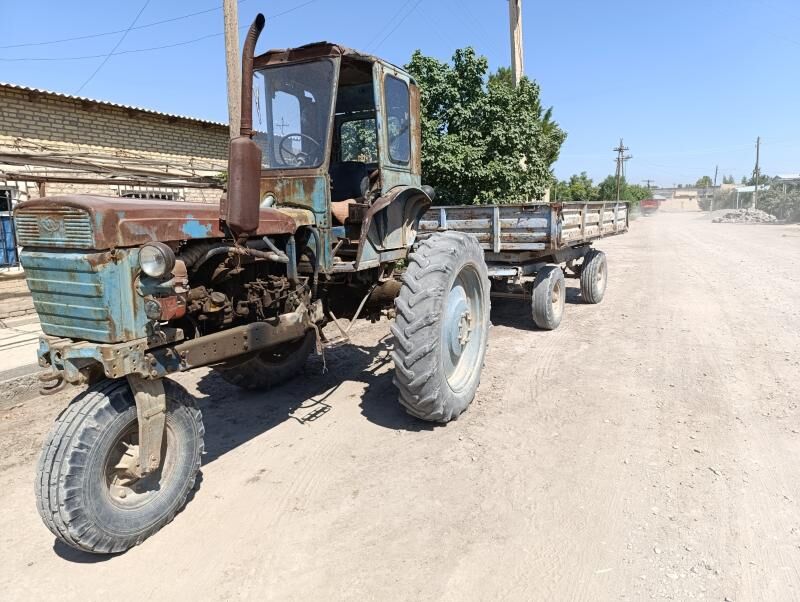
(1, 212), (799, 601)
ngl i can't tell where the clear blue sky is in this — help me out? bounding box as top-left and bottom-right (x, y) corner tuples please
(2, 0), (798, 187)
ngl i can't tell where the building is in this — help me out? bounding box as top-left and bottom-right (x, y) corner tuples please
(0, 82), (229, 207)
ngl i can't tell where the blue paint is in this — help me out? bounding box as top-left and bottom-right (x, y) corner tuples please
(21, 248), (148, 343)
(181, 217), (213, 239)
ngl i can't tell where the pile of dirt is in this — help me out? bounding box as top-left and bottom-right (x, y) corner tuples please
(712, 208), (778, 224)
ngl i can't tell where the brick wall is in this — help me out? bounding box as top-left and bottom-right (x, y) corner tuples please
(0, 86), (229, 159)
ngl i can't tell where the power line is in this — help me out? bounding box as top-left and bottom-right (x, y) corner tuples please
(365, 0), (416, 51)
(0, 0), (318, 64)
(371, 0), (425, 52)
(75, 0), (152, 94)
(0, 32), (233, 62)
(0, 1), (248, 50)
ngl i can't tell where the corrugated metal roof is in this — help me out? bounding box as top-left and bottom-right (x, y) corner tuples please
(0, 82), (227, 128)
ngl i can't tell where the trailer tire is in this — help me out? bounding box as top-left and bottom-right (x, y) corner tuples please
(214, 330), (315, 390)
(35, 378), (203, 554)
(392, 231), (490, 423)
(580, 249), (607, 304)
(531, 265), (566, 330)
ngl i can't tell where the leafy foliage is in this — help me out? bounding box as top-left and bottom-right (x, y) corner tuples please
(340, 118), (378, 162)
(554, 173), (649, 205)
(696, 175), (713, 187)
(406, 48), (566, 205)
(596, 176), (650, 202)
(555, 171), (598, 202)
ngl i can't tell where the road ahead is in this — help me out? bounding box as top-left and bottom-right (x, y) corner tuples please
(1, 212), (799, 601)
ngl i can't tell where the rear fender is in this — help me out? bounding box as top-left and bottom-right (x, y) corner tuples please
(354, 185), (432, 269)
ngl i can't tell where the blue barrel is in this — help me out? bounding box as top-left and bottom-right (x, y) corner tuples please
(0, 215), (18, 267)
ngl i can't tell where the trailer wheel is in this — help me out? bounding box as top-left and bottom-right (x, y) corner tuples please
(35, 378), (203, 554)
(392, 231), (490, 423)
(214, 330), (315, 390)
(531, 265), (566, 330)
(580, 249), (607, 304)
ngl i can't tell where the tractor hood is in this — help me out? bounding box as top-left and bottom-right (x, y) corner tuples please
(14, 195), (297, 251)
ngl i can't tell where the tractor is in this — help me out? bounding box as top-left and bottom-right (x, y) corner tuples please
(15, 14), (490, 554)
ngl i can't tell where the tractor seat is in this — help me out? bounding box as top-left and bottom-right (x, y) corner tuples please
(330, 161), (369, 225)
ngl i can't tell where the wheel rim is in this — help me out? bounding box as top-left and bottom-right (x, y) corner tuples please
(552, 278), (564, 319)
(104, 422), (177, 509)
(443, 264), (485, 392)
(595, 259), (607, 291)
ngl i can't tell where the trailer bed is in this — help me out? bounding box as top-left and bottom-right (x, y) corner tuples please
(419, 202), (628, 263)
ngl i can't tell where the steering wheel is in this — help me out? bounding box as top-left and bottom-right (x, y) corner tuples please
(278, 133), (322, 167)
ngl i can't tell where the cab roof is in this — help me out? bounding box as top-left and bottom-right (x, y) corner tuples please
(253, 42), (414, 84)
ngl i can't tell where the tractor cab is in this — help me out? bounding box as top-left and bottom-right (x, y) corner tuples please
(243, 42), (429, 273)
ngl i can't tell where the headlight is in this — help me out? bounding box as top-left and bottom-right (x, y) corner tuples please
(261, 193), (276, 208)
(139, 242), (175, 278)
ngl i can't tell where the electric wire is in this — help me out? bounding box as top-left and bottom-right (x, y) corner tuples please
(0, 0), (249, 49)
(75, 0), (152, 94)
(0, 0), (318, 63)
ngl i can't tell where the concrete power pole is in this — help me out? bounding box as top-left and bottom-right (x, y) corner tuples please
(752, 136), (761, 210)
(710, 164), (718, 213)
(613, 139), (632, 201)
(508, 0), (524, 87)
(223, 0), (241, 140)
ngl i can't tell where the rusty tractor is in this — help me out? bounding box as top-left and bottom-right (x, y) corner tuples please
(16, 15), (491, 553)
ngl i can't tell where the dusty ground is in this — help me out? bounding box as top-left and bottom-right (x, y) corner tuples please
(1, 212), (799, 601)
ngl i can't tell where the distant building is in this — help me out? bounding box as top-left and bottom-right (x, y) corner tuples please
(0, 82), (229, 208)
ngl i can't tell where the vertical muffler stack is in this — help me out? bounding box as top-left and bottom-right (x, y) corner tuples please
(224, 14), (265, 239)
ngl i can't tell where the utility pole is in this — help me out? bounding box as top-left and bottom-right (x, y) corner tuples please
(613, 139), (632, 201)
(642, 179), (656, 189)
(752, 136), (761, 210)
(710, 164), (718, 213)
(508, 0), (524, 87)
(223, 0), (241, 140)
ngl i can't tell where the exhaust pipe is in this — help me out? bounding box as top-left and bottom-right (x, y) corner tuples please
(224, 13), (266, 239)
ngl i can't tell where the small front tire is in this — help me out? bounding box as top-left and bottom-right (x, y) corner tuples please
(35, 378), (204, 554)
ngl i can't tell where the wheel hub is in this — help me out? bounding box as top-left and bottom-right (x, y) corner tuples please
(442, 266), (485, 393)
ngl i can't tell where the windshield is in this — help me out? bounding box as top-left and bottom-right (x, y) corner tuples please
(253, 59), (336, 169)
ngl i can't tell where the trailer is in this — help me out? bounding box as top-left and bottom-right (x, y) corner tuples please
(419, 202), (628, 330)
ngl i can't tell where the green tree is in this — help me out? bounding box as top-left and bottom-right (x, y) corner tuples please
(696, 175), (713, 187)
(723, 175), (735, 184)
(596, 175), (649, 203)
(406, 48), (567, 204)
(559, 171), (598, 201)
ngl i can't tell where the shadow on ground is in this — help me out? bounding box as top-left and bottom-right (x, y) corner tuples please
(194, 333), (435, 467)
(489, 283), (583, 330)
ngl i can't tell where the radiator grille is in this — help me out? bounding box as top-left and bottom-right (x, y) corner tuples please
(15, 207), (94, 248)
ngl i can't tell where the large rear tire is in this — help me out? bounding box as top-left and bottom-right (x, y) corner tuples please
(214, 330), (315, 390)
(35, 378), (203, 554)
(580, 249), (607, 304)
(531, 265), (566, 330)
(392, 232), (491, 423)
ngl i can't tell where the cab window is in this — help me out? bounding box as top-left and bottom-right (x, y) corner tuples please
(340, 118), (377, 163)
(385, 75), (410, 164)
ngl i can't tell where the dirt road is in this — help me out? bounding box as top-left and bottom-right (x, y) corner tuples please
(1, 212), (799, 601)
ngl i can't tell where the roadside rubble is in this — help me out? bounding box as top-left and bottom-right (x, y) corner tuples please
(712, 208), (778, 224)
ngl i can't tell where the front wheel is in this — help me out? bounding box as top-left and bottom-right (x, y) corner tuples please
(392, 231), (491, 422)
(35, 378), (204, 554)
(214, 330), (315, 390)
